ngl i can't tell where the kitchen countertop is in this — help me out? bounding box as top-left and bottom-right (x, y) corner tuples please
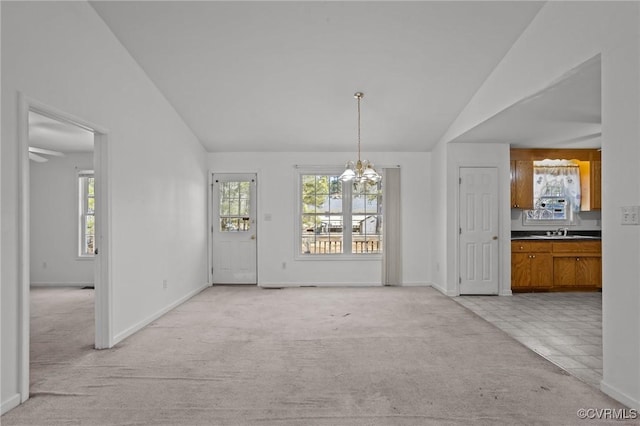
(511, 230), (601, 241)
(511, 235), (601, 240)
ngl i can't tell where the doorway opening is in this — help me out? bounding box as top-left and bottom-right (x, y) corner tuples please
(18, 95), (111, 404)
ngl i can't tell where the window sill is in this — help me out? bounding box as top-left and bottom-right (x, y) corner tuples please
(295, 253), (383, 261)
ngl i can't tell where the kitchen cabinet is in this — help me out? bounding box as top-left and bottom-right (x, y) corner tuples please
(511, 242), (552, 290)
(511, 240), (601, 291)
(510, 149), (601, 211)
(510, 160), (534, 209)
(552, 241), (601, 289)
(590, 160), (601, 210)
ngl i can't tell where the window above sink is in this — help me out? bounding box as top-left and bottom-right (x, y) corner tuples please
(524, 159), (581, 223)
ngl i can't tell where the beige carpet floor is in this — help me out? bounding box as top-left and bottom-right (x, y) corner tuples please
(2, 286), (633, 425)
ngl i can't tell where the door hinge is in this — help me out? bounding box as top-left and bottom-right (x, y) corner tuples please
(459, 277), (462, 284)
(459, 177), (462, 184)
(459, 227), (462, 235)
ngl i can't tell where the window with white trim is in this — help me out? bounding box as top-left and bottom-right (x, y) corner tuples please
(78, 171), (95, 257)
(299, 170), (382, 256)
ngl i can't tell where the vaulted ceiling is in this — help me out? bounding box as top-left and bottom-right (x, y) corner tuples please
(89, 1), (548, 153)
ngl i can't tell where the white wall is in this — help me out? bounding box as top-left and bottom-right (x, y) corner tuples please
(208, 152), (430, 287)
(430, 141), (448, 294)
(430, 142), (511, 297)
(2, 1), (208, 413)
(438, 1), (640, 409)
(30, 153), (94, 286)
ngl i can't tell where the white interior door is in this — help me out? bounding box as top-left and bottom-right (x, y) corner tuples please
(212, 173), (257, 284)
(459, 167), (499, 295)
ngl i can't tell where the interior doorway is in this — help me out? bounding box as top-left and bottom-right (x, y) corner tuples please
(28, 110), (96, 389)
(18, 95), (111, 404)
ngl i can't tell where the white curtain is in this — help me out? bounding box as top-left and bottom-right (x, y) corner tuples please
(533, 163), (581, 212)
(382, 167), (402, 286)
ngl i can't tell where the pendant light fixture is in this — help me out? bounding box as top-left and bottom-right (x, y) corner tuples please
(338, 92), (381, 185)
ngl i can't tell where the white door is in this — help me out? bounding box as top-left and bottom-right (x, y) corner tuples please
(212, 173), (257, 284)
(459, 167), (499, 295)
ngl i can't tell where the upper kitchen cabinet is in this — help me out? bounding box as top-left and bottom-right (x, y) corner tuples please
(510, 149), (601, 211)
(511, 160), (534, 209)
(590, 160), (601, 210)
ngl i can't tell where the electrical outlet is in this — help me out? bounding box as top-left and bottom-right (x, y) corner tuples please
(282, 262), (286, 269)
(621, 206), (640, 225)
(163, 279), (168, 289)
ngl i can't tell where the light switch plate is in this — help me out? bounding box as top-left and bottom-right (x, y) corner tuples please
(621, 206), (640, 225)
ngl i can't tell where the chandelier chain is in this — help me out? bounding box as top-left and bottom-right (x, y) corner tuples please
(357, 94), (361, 162)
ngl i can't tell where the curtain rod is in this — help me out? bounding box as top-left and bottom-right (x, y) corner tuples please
(534, 165), (580, 168)
(294, 164), (400, 169)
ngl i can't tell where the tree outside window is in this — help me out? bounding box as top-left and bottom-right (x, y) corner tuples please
(300, 172), (382, 256)
(79, 171), (95, 257)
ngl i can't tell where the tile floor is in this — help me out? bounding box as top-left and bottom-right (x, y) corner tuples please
(455, 292), (602, 388)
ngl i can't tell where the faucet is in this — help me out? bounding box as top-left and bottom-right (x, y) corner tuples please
(557, 227), (569, 237)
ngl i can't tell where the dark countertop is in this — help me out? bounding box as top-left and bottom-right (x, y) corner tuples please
(511, 230), (601, 241)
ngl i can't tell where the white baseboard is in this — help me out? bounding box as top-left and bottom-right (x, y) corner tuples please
(430, 281), (458, 296)
(600, 379), (640, 409)
(499, 289), (513, 296)
(30, 282), (93, 287)
(1, 393), (22, 415)
(258, 282), (432, 288)
(259, 282), (383, 288)
(113, 283), (209, 345)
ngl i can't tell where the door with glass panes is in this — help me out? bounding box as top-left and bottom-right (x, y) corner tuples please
(212, 173), (257, 284)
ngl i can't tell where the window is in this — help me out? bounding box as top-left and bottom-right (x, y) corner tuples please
(525, 159), (581, 223)
(78, 171), (95, 257)
(218, 180), (252, 231)
(299, 170), (382, 256)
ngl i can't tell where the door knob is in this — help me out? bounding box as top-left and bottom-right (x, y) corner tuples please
(492, 236), (498, 240)
(251, 235), (256, 240)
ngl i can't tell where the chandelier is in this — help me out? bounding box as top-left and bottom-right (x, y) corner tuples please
(338, 92), (381, 185)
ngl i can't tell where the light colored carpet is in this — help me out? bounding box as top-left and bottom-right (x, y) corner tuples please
(2, 286), (633, 425)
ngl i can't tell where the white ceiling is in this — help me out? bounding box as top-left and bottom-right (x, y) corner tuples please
(29, 111), (94, 153)
(451, 55), (602, 148)
(90, 1), (547, 153)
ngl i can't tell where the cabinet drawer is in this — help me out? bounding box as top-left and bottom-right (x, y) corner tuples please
(552, 241), (601, 253)
(529, 242), (552, 252)
(511, 241), (552, 252)
(512, 241), (530, 252)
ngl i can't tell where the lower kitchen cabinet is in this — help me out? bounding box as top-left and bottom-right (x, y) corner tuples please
(511, 242), (553, 290)
(553, 256), (601, 288)
(511, 240), (601, 292)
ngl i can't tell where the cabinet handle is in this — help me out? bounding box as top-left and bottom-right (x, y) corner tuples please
(532, 255), (535, 258)
(577, 257), (580, 261)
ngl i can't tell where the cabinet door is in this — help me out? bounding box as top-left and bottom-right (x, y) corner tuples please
(511, 253), (531, 287)
(510, 160), (517, 208)
(590, 160), (601, 210)
(514, 161), (534, 209)
(576, 257), (601, 286)
(554, 257), (576, 286)
(530, 253), (553, 288)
